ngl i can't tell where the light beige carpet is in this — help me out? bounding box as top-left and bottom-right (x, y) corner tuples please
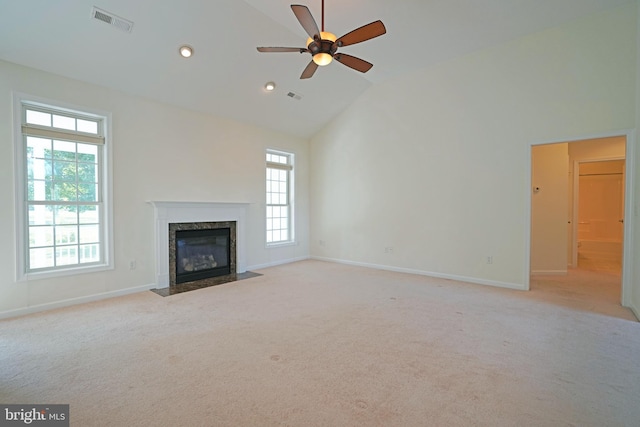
(530, 267), (634, 321)
(1, 260), (638, 426)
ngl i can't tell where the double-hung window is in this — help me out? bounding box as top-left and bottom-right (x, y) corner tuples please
(16, 98), (111, 278)
(266, 150), (294, 245)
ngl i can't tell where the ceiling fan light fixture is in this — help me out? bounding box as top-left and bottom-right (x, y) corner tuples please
(306, 31), (337, 48)
(179, 45), (193, 58)
(312, 52), (333, 66)
(256, 2), (386, 79)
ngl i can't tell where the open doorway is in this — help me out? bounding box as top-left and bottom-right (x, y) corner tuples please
(529, 134), (632, 317)
(573, 159), (624, 274)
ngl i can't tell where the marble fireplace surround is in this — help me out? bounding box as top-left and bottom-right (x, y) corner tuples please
(149, 201), (250, 289)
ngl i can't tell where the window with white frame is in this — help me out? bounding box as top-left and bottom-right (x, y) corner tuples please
(266, 150), (293, 244)
(16, 99), (110, 277)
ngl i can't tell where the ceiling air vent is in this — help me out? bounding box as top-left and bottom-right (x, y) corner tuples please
(287, 91), (303, 101)
(91, 7), (134, 33)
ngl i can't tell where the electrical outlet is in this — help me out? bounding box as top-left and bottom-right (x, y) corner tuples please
(486, 256), (493, 265)
(129, 260), (137, 270)
(385, 247), (394, 254)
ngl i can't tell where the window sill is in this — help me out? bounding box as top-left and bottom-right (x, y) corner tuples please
(266, 241), (297, 249)
(18, 263), (114, 282)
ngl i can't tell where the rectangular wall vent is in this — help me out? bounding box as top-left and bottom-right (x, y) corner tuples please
(91, 7), (134, 33)
(287, 91), (303, 101)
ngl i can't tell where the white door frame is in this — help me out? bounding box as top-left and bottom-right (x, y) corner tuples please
(524, 129), (635, 308)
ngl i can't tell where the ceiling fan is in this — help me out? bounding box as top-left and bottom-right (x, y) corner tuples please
(256, 0), (386, 79)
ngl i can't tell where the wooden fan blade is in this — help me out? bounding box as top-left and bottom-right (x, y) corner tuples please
(291, 5), (320, 40)
(300, 60), (319, 79)
(334, 20), (386, 47)
(333, 53), (373, 73)
(257, 47), (307, 53)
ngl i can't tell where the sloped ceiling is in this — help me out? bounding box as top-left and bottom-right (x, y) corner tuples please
(0, 0), (630, 138)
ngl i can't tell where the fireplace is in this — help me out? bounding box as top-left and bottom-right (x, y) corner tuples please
(149, 201), (249, 289)
(169, 221), (236, 286)
(175, 228), (230, 283)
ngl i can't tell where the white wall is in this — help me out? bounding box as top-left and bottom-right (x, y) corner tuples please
(531, 144), (568, 274)
(0, 60), (309, 318)
(569, 137), (626, 161)
(310, 2), (638, 292)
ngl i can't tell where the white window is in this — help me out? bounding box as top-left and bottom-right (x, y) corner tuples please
(266, 150), (294, 245)
(15, 96), (112, 279)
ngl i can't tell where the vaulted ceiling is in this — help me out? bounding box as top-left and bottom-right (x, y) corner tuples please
(0, 0), (630, 138)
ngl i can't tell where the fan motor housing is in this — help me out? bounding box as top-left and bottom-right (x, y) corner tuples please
(308, 38), (337, 56)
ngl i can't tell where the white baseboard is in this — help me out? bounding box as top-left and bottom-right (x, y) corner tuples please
(628, 303), (640, 322)
(311, 256), (526, 291)
(0, 256), (312, 319)
(248, 256), (310, 271)
(0, 283), (156, 320)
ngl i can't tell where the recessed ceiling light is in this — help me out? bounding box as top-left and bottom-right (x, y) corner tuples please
(179, 45), (193, 58)
(264, 81), (276, 91)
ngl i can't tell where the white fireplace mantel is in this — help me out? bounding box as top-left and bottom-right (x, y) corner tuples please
(149, 201), (251, 288)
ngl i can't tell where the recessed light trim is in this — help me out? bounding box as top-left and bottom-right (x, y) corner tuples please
(264, 81), (276, 91)
(179, 45), (193, 58)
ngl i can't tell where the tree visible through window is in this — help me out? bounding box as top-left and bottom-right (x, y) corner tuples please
(266, 150), (293, 244)
(20, 103), (107, 273)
